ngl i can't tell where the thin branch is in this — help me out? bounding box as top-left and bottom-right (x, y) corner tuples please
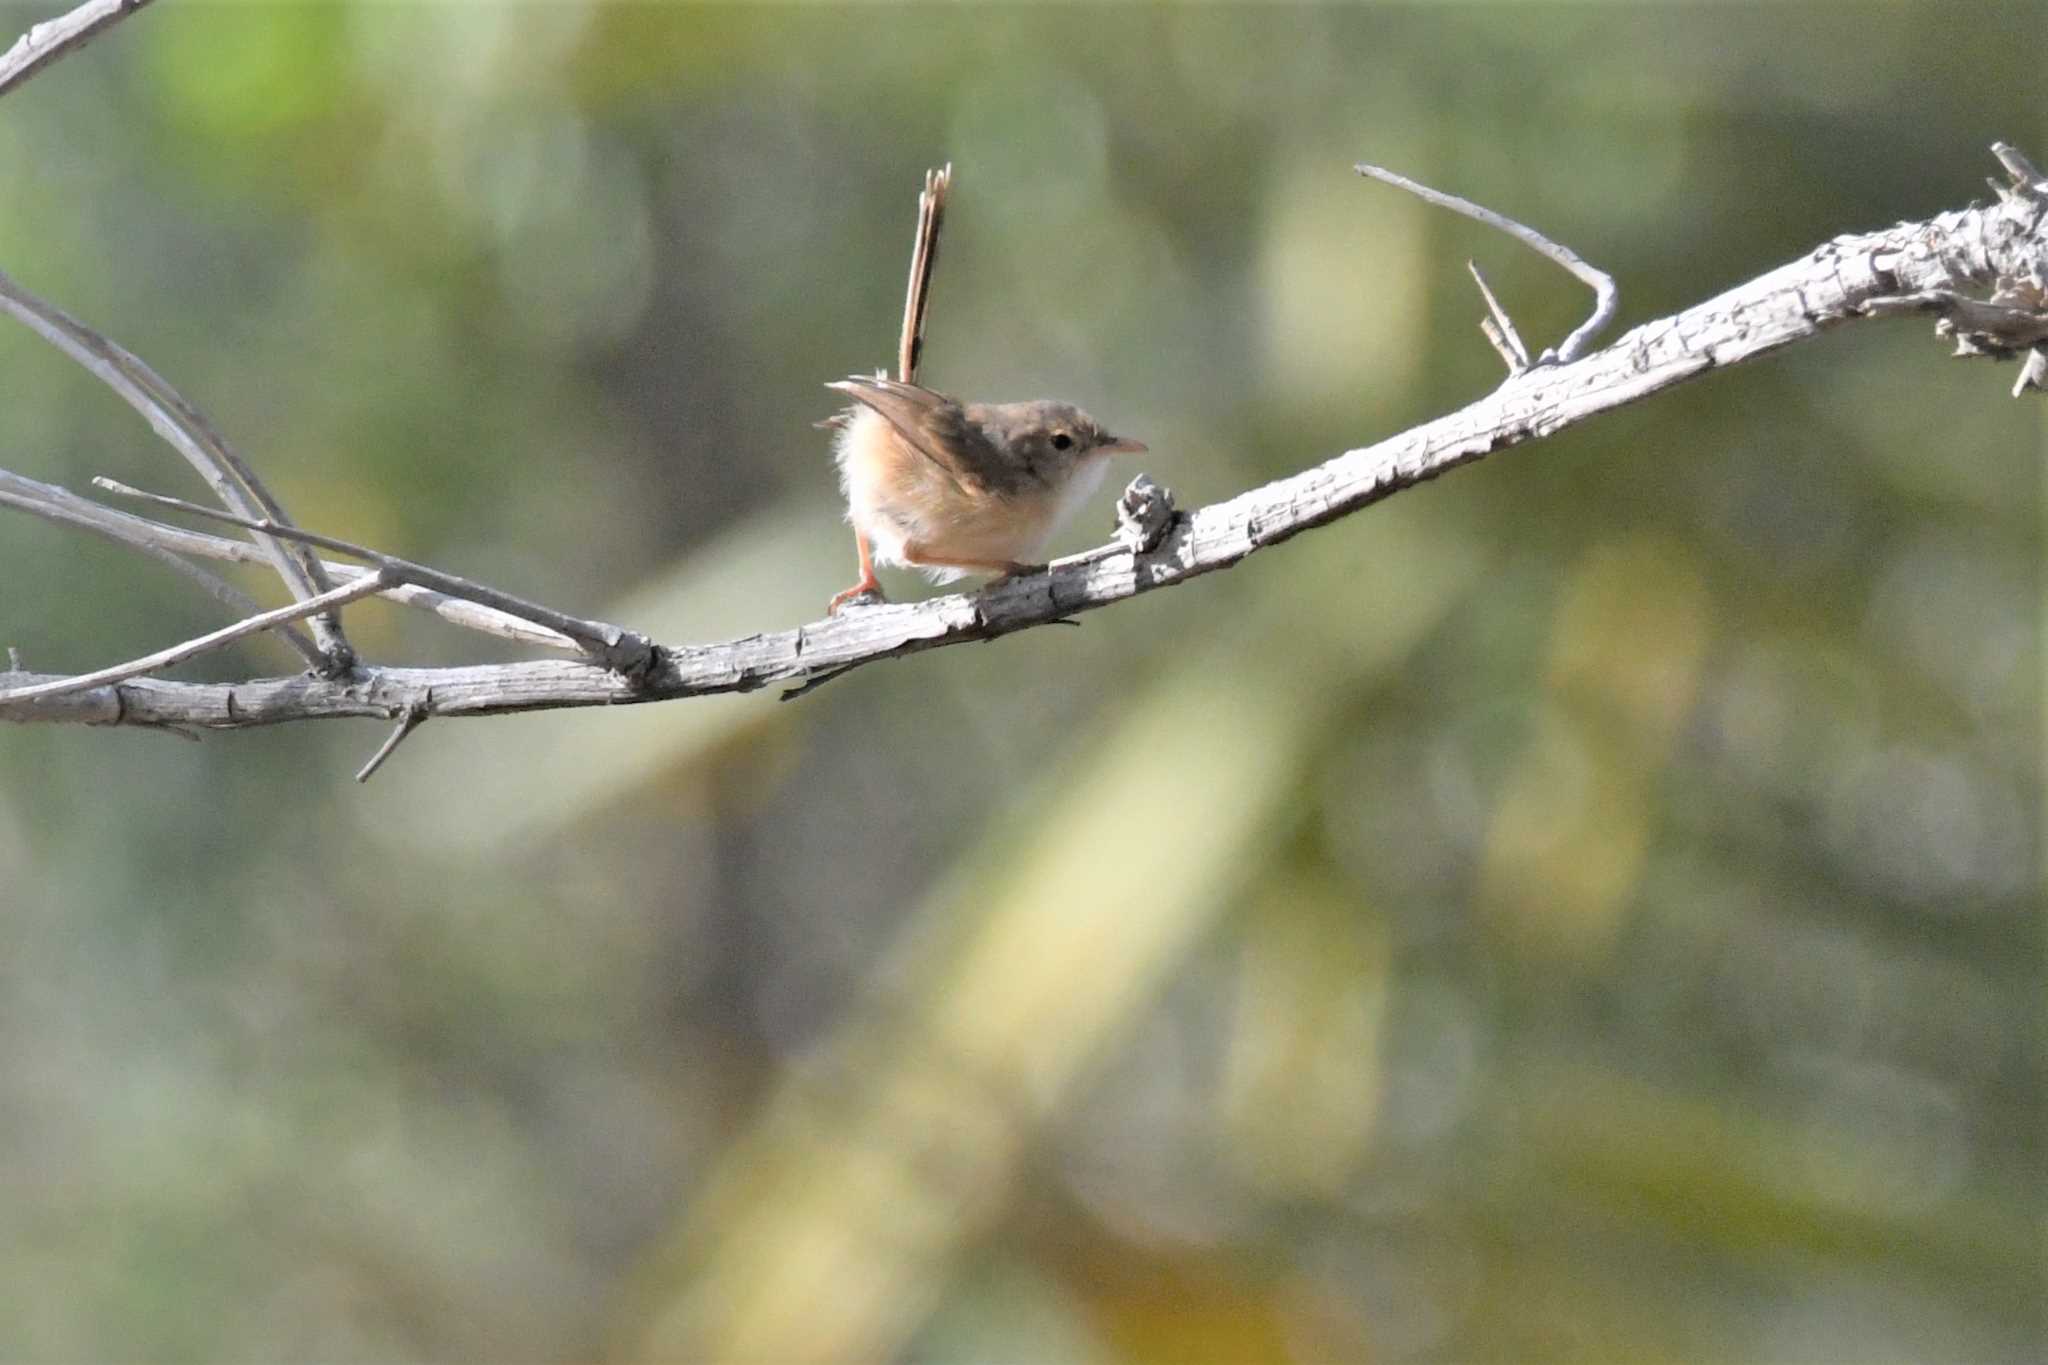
(2014, 348), (2047, 398)
(0, 572), (389, 708)
(1357, 160), (1620, 364)
(0, 483), (319, 659)
(1991, 141), (2047, 195)
(1857, 289), (2048, 347)
(0, 269), (353, 668)
(0, 0), (157, 99)
(778, 660), (868, 703)
(4, 148), (2043, 741)
(0, 467), (577, 651)
(1468, 260), (1533, 375)
(354, 702), (428, 783)
(3, 0), (338, 667)
(93, 479), (655, 675)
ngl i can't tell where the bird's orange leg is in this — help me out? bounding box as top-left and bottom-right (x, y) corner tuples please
(827, 530), (885, 614)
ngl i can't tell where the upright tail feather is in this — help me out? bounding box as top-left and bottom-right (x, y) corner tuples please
(898, 163), (951, 384)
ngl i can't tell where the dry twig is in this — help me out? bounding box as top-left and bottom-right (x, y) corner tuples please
(1468, 261), (1533, 375)
(0, 468), (576, 652)
(1356, 160), (1620, 363)
(92, 479), (654, 674)
(0, 0), (155, 98)
(0, 479), (311, 656)
(0, 571), (389, 708)
(354, 701), (429, 784)
(0, 270), (357, 669)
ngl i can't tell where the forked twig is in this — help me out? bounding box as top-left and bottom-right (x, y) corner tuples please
(0, 482), (317, 660)
(0, 572), (389, 707)
(1356, 161), (1619, 365)
(94, 479), (656, 676)
(0, 467), (577, 651)
(0, 269), (353, 668)
(1, 0), (331, 665)
(1468, 260), (1533, 374)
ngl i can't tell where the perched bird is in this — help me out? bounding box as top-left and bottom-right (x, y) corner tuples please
(825, 166), (1145, 614)
(826, 377), (1146, 611)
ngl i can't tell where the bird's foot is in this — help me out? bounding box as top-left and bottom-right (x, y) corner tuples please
(828, 578), (886, 614)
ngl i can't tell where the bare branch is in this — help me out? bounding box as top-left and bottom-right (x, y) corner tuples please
(354, 702), (428, 783)
(2, 0), (338, 663)
(0, 0), (157, 100)
(2014, 348), (2047, 398)
(5, 146), (2043, 746)
(0, 467), (577, 652)
(778, 659), (871, 703)
(0, 572), (389, 708)
(1991, 141), (2047, 196)
(1357, 160), (1620, 363)
(0, 269), (354, 668)
(93, 479), (654, 674)
(0, 480), (317, 660)
(1468, 260), (1533, 375)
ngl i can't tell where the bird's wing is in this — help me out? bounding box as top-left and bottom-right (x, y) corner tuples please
(825, 375), (981, 492)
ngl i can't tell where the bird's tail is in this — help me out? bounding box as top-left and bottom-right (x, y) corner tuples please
(898, 163), (951, 384)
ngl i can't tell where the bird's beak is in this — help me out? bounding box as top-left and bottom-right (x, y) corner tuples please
(1097, 435), (1148, 455)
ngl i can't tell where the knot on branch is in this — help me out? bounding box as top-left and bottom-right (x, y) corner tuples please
(597, 628), (659, 682)
(1114, 475), (1177, 555)
(315, 638), (358, 678)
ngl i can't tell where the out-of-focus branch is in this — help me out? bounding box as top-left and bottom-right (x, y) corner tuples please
(93, 479), (653, 673)
(0, 572), (389, 707)
(0, 3), (358, 669)
(0, 269), (356, 671)
(0, 469), (577, 652)
(3, 145), (2044, 752)
(1356, 160), (1619, 364)
(0, 0), (156, 99)
(0, 477), (316, 660)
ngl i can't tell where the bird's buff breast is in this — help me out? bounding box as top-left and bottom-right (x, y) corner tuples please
(834, 407), (1107, 579)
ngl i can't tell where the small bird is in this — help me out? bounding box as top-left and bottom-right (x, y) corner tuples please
(825, 166), (1145, 614)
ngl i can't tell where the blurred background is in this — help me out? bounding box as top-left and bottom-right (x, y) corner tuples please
(0, 2), (2040, 1361)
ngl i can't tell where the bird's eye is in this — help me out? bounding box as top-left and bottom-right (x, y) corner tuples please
(1050, 431), (1074, 451)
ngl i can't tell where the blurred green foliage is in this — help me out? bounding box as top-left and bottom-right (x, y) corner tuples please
(0, 3), (2040, 1362)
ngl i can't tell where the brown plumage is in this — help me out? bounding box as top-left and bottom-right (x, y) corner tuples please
(829, 377), (1144, 602)
(825, 166), (1145, 613)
